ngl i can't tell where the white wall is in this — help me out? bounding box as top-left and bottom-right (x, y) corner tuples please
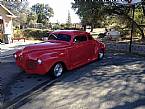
(3, 18), (13, 35)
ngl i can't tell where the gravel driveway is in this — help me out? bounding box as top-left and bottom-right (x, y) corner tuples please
(15, 52), (145, 109)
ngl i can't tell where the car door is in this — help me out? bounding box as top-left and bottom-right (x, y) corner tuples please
(69, 35), (88, 67)
(86, 35), (96, 60)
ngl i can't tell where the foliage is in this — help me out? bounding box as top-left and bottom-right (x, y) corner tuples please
(1, 0), (29, 13)
(23, 29), (51, 40)
(0, 1), (54, 28)
(27, 12), (37, 25)
(13, 29), (23, 38)
(13, 28), (51, 40)
(72, 0), (105, 31)
(66, 11), (72, 28)
(72, 0), (145, 39)
(134, 6), (144, 24)
(31, 3), (54, 25)
(1, 0), (29, 26)
(52, 23), (61, 30)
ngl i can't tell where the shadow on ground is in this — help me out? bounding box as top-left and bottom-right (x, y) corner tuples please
(13, 53), (145, 109)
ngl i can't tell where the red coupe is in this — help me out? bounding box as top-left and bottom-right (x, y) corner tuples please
(14, 30), (105, 77)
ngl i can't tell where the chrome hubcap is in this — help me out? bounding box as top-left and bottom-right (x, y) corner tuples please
(54, 63), (63, 77)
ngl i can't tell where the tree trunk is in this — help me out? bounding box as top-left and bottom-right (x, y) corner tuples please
(90, 24), (94, 32)
(82, 25), (86, 31)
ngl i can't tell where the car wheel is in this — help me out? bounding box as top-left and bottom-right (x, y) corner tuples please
(52, 63), (64, 78)
(98, 49), (104, 60)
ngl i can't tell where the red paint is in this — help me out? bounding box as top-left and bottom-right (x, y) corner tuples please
(14, 30), (105, 75)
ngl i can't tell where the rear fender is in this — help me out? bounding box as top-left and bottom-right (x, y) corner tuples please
(96, 40), (106, 51)
(15, 49), (23, 56)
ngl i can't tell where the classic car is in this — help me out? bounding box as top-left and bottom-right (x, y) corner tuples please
(14, 30), (105, 77)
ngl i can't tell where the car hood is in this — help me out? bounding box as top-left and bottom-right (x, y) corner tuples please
(22, 41), (70, 54)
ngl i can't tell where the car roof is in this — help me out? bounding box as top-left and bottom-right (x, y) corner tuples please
(52, 30), (90, 36)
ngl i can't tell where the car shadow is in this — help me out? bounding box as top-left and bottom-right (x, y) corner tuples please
(40, 52), (145, 109)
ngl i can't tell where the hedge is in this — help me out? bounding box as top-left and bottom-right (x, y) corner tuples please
(22, 28), (52, 40)
(13, 28), (51, 40)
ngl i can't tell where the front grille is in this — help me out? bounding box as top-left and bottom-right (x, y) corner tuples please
(17, 55), (23, 62)
(27, 60), (37, 69)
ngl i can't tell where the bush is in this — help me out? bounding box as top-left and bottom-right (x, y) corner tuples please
(13, 29), (23, 38)
(23, 28), (51, 40)
(98, 33), (106, 38)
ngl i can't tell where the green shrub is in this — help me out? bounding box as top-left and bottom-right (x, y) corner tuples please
(13, 29), (23, 38)
(23, 28), (51, 40)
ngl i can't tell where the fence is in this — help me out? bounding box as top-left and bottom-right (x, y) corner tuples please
(106, 42), (145, 55)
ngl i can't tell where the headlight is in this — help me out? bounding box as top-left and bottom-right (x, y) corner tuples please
(37, 59), (42, 64)
(14, 54), (17, 58)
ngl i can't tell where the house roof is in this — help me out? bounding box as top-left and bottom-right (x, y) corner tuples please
(0, 4), (16, 18)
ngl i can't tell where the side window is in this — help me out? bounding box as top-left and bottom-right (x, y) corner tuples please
(73, 35), (87, 43)
(88, 35), (93, 40)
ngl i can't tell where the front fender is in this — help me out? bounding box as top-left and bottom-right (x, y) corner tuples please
(39, 51), (67, 72)
(40, 51), (65, 61)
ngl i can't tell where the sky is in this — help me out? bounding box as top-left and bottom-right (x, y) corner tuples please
(117, 0), (141, 4)
(28, 0), (80, 23)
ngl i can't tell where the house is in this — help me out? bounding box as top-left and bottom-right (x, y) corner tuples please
(0, 4), (16, 44)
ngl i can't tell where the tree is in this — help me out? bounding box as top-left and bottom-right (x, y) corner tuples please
(27, 12), (37, 25)
(31, 3), (54, 25)
(72, 0), (105, 32)
(66, 11), (72, 28)
(103, 2), (145, 39)
(72, 0), (145, 39)
(0, 0), (29, 16)
(0, 0), (29, 27)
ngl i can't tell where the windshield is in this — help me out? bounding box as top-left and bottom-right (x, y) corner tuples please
(48, 34), (71, 42)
